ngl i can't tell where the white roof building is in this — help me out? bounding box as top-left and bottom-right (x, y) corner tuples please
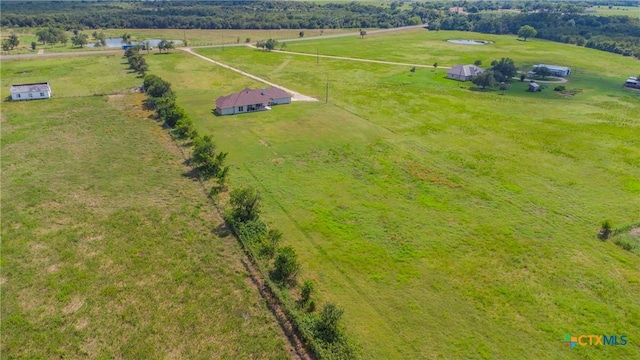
(10, 82), (52, 101)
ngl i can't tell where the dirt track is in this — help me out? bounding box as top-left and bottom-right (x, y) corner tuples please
(181, 47), (317, 101)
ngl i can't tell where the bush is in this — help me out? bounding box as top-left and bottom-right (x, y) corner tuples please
(229, 187), (262, 223)
(554, 85), (566, 91)
(235, 218), (268, 243)
(173, 117), (197, 139)
(315, 302), (344, 344)
(299, 280), (315, 308)
(261, 229), (282, 258)
(598, 220), (613, 240)
(273, 246), (299, 284)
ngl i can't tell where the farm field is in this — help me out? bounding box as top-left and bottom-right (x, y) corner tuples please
(280, 28), (637, 79)
(0, 27), (367, 54)
(146, 30), (640, 358)
(586, 6), (640, 18)
(0, 55), (291, 358)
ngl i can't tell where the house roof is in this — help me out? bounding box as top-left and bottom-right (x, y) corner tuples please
(216, 87), (291, 109)
(10, 82), (51, 93)
(447, 64), (484, 77)
(533, 64), (570, 71)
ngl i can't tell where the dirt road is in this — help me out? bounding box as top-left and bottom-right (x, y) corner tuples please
(181, 47), (317, 101)
(257, 46), (450, 69)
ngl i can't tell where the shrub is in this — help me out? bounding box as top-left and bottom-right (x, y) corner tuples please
(261, 229), (282, 258)
(554, 85), (566, 91)
(229, 187), (261, 223)
(299, 280), (315, 308)
(235, 218), (268, 243)
(173, 116), (196, 138)
(598, 220), (613, 240)
(315, 302), (344, 343)
(273, 246), (299, 284)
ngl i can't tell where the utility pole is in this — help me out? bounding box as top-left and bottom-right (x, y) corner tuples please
(317, 47), (319, 65)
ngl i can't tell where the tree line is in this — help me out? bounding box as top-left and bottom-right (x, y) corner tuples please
(0, 0), (428, 30)
(437, 9), (640, 59)
(2, 1), (638, 59)
(137, 57), (356, 359)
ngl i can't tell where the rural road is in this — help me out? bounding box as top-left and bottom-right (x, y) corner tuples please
(181, 47), (317, 102)
(258, 46), (450, 69)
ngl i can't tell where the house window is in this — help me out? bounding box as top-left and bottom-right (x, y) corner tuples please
(40, 93), (45, 96)
(238, 106), (244, 111)
(29, 93), (33, 98)
(16, 94), (20, 98)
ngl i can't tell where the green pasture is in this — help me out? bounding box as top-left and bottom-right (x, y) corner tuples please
(586, 6), (640, 18)
(1, 27), (365, 54)
(0, 55), (290, 358)
(1, 54), (134, 98)
(139, 33), (640, 359)
(281, 29), (638, 79)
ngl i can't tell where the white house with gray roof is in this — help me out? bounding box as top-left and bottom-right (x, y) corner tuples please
(10, 82), (52, 101)
(446, 64), (485, 81)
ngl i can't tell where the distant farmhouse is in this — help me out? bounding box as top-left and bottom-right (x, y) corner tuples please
(215, 87), (291, 115)
(624, 76), (639, 89)
(446, 64), (485, 81)
(10, 82), (52, 101)
(533, 64), (571, 77)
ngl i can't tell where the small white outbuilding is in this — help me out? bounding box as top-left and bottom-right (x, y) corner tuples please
(10, 82), (52, 101)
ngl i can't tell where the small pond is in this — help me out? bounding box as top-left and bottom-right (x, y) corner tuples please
(87, 38), (183, 48)
(447, 39), (493, 45)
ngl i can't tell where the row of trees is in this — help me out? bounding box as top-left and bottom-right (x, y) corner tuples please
(2, 1), (638, 57)
(225, 186), (356, 358)
(142, 74), (228, 188)
(0, 1), (429, 30)
(139, 68), (354, 357)
(125, 47), (148, 76)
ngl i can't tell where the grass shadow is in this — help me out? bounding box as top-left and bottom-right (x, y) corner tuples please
(468, 87), (495, 92)
(214, 222), (231, 238)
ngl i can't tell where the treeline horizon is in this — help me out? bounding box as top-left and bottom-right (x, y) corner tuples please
(1, 1), (639, 58)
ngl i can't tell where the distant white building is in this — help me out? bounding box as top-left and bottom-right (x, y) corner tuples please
(625, 77), (639, 89)
(446, 64), (485, 81)
(532, 64), (571, 77)
(10, 82), (52, 101)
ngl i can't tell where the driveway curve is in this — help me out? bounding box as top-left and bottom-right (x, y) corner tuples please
(181, 47), (317, 102)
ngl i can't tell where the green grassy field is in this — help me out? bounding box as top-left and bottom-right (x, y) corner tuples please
(1, 27), (366, 54)
(0, 55), (291, 358)
(586, 6), (640, 18)
(142, 30), (640, 358)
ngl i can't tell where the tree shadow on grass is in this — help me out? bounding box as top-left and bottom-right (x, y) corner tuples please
(469, 86), (496, 92)
(214, 223), (231, 238)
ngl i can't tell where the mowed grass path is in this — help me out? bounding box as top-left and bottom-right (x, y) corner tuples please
(153, 36), (639, 358)
(1, 55), (290, 358)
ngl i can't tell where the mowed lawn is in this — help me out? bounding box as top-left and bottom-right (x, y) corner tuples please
(0, 55), (290, 358)
(153, 37), (638, 358)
